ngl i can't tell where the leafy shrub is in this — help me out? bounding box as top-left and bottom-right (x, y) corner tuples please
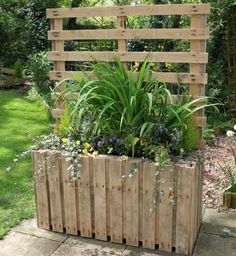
(26, 51), (51, 92)
(57, 59), (208, 159)
(13, 59), (23, 79)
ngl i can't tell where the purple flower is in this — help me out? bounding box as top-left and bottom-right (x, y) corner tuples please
(97, 139), (105, 148)
(91, 141), (97, 148)
(109, 136), (118, 143)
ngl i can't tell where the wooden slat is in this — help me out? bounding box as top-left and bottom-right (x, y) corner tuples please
(48, 28), (209, 41)
(46, 151), (63, 232)
(49, 71), (208, 84)
(51, 108), (64, 119)
(93, 156), (107, 241)
(0, 67), (14, 75)
(175, 165), (193, 255)
(46, 4), (210, 18)
(32, 150), (50, 230)
(159, 166), (174, 252)
(61, 154), (77, 235)
(189, 165), (198, 254)
(79, 155), (93, 237)
(50, 18), (65, 105)
(109, 157), (123, 243)
(48, 51), (208, 64)
(123, 159), (139, 246)
(190, 14), (207, 148)
(142, 161), (156, 249)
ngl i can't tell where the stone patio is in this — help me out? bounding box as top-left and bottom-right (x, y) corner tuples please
(0, 209), (235, 256)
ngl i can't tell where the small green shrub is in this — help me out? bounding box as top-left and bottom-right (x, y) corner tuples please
(13, 59), (23, 79)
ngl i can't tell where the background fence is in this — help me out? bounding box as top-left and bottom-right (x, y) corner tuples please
(47, 3), (210, 147)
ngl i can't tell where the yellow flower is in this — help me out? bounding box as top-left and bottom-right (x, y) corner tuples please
(76, 140), (80, 146)
(62, 138), (68, 145)
(82, 149), (89, 155)
(107, 147), (113, 154)
(152, 66), (158, 72)
(133, 137), (140, 145)
(84, 143), (92, 150)
(144, 45), (148, 49)
(140, 139), (145, 146)
(92, 150), (99, 157)
(134, 62), (140, 68)
(165, 63), (172, 70)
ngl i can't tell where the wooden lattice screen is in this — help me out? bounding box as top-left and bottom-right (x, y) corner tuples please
(46, 3), (210, 148)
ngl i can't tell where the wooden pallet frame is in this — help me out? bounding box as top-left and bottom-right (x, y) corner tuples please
(32, 150), (203, 255)
(46, 3), (210, 148)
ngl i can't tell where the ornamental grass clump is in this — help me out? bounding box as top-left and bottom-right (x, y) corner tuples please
(55, 58), (209, 162)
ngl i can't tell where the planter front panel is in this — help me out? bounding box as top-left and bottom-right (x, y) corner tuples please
(32, 150), (202, 255)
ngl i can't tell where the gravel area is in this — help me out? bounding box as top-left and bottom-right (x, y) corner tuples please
(202, 136), (236, 212)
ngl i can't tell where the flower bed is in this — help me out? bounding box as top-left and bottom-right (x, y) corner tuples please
(32, 149), (202, 255)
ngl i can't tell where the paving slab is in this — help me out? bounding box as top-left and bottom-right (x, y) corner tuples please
(200, 209), (236, 237)
(52, 236), (127, 255)
(12, 218), (67, 242)
(123, 246), (180, 256)
(193, 233), (236, 256)
(0, 231), (61, 256)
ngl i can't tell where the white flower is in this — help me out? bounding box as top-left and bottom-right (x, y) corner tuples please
(6, 167), (11, 172)
(128, 173), (133, 178)
(226, 130), (235, 137)
(234, 124), (236, 131)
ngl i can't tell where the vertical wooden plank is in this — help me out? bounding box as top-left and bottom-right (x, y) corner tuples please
(124, 159), (139, 246)
(175, 165), (193, 255)
(142, 162), (156, 249)
(117, 16), (127, 67)
(159, 166), (174, 252)
(93, 156), (107, 241)
(79, 155), (93, 237)
(189, 165), (198, 254)
(50, 18), (65, 112)
(61, 154), (77, 235)
(47, 151), (63, 232)
(109, 157), (123, 243)
(32, 150), (50, 230)
(190, 14), (207, 148)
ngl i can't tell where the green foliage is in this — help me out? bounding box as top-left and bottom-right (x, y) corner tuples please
(0, 90), (51, 239)
(203, 128), (215, 143)
(54, 105), (72, 138)
(26, 51), (51, 92)
(58, 59), (210, 158)
(182, 115), (198, 152)
(13, 59), (23, 79)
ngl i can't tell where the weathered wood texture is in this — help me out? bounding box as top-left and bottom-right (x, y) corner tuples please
(32, 150), (202, 255)
(46, 4), (210, 146)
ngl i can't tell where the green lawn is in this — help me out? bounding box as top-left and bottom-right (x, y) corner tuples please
(0, 90), (51, 238)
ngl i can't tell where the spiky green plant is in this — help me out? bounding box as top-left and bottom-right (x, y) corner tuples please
(56, 58), (213, 156)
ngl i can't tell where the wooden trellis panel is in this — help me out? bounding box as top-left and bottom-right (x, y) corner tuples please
(46, 4), (210, 147)
(32, 150), (203, 256)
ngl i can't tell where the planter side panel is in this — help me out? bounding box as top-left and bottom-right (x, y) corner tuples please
(33, 151), (202, 256)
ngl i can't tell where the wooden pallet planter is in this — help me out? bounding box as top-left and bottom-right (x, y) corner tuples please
(32, 150), (203, 255)
(47, 3), (210, 148)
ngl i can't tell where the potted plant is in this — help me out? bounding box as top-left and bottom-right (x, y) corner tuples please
(29, 59), (212, 255)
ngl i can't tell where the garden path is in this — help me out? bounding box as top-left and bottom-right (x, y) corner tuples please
(0, 209), (235, 256)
